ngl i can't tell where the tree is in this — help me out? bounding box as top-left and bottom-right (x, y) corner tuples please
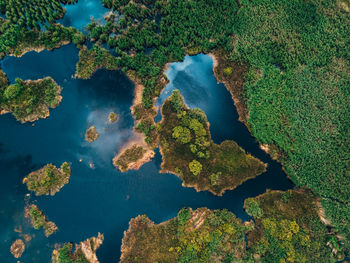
(189, 160), (202, 176)
(172, 126), (192, 144)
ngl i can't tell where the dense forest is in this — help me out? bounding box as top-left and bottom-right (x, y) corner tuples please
(78, 0), (349, 255)
(231, 0), (350, 251)
(0, 0), (77, 29)
(0, 0), (85, 58)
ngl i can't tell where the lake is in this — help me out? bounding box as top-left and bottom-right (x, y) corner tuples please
(0, 44), (293, 262)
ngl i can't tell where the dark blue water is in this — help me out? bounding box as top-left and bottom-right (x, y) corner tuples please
(0, 45), (293, 262)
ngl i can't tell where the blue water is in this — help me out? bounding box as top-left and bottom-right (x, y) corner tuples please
(0, 45), (293, 262)
(59, 0), (109, 31)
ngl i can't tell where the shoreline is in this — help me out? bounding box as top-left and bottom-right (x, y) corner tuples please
(0, 78), (63, 123)
(9, 40), (71, 58)
(209, 52), (249, 124)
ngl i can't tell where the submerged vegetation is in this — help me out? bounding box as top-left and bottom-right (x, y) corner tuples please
(0, 76), (62, 122)
(25, 204), (58, 237)
(23, 162), (71, 196)
(121, 189), (341, 262)
(52, 233), (104, 263)
(158, 90), (266, 195)
(85, 125), (99, 142)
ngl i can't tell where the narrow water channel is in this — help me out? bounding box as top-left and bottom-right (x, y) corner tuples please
(0, 45), (293, 262)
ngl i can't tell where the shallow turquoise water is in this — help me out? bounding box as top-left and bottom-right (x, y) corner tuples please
(0, 45), (293, 262)
(59, 0), (109, 31)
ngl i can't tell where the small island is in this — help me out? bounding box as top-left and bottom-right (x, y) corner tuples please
(10, 239), (25, 259)
(113, 144), (154, 172)
(0, 76), (62, 123)
(108, 112), (118, 123)
(120, 189), (343, 262)
(158, 90), (266, 195)
(25, 204), (58, 237)
(52, 233), (104, 263)
(23, 162), (71, 196)
(85, 125), (99, 142)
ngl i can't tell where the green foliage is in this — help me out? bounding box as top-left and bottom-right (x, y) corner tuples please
(76, 45), (119, 79)
(172, 126), (192, 144)
(120, 208), (248, 263)
(209, 172), (221, 186)
(178, 208), (191, 225)
(246, 190), (341, 263)
(189, 160), (202, 176)
(24, 163), (71, 196)
(0, 0), (78, 29)
(84, 0), (239, 109)
(159, 91), (266, 195)
(245, 198), (263, 218)
(0, 77), (61, 122)
(26, 204), (58, 237)
(0, 18), (83, 57)
(54, 243), (90, 263)
(233, 0), (350, 251)
(223, 67), (232, 75)
(113, 144), (146, 172)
